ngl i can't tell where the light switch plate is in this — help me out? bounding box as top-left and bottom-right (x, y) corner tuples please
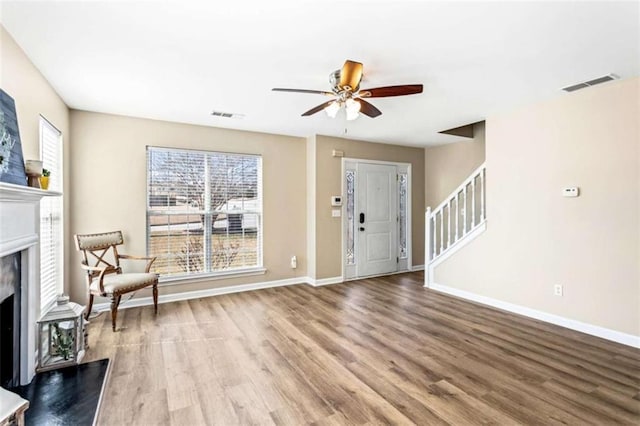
(332, 209), (341, 217)
(562, 187), (579, 197)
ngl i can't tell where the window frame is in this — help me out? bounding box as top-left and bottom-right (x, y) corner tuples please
(39, 116), (63, 312)
(146, 146), (264, 283)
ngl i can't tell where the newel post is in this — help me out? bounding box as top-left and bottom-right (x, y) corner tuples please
(424, 207), (431, 288)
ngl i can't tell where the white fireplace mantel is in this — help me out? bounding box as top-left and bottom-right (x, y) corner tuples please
(0, 181), (62, 384)
(0, 181), (61, 202)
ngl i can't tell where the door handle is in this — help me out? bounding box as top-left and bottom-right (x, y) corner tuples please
(359, 213), (365, 224)
(359, 227), (365, 231)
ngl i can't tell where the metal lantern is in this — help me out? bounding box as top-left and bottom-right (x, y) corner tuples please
(37, 295), (85, 372)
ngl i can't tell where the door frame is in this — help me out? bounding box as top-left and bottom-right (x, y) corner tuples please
(341, 158), (413, 280)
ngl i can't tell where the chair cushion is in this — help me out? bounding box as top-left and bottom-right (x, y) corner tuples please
(76, 231), (123, 250)
(90, 272), (157, 295)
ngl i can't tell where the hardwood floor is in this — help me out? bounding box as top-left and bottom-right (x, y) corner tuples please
(85, 272), (640, 425)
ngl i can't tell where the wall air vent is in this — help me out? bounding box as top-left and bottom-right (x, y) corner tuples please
(562, 74), (618, 92)
(211, 110), (245, 119)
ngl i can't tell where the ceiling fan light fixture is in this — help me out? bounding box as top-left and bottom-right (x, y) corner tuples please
(345, 98), (361, 111)
(272, 59), (423, 120)
(345, 98), (361, 121)
(346, 109), (359, 121)
(325, 101), (340, 118)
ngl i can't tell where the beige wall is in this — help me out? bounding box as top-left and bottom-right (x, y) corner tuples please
(306, 135), (317, 279)
(434, 77), (640, 336)
(0, 26), (72, 293)
(425, 122), (485, 209)
(3, 19), (430, 302)
(69, 111), (307, 302)
(314, 135), (425, 278)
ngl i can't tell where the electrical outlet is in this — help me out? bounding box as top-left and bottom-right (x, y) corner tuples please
(554, 284), (563, 296)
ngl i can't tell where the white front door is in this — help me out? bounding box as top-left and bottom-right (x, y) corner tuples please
(356, 163), (398, 277)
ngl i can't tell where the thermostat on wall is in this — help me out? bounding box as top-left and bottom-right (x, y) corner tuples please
(331, 196), (342, 206)
(562, 187), (579, 197)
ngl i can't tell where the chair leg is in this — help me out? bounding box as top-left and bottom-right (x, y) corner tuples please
(85, 294), (94, 320)
(110, 295), (121, 332)
(152, 284), (158, 314)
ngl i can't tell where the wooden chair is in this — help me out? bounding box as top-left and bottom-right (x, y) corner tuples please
(74, 231), (159, 331)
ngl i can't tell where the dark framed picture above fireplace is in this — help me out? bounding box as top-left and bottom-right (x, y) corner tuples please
(0, 89), (27, 186)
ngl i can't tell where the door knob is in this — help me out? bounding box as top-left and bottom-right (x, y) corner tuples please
(359, 227), (365, 231)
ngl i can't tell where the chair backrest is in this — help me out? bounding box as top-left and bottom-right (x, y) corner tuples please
(74, 231), (124, 282)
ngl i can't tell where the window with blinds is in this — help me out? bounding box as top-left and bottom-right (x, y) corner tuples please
(39, 117), (63, 312)
(147, 147), (262, 278)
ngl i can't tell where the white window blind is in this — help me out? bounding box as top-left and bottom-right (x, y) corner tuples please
(147, 147), (262, 278)
(39, 117), (63, 312)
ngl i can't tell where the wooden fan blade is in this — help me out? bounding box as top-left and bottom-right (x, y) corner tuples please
(272, 88), (334, 96)
(302, 100), (336, 117)
(358, 99), (382, 118)
(359, 84), (423, 98)
(339, 60), (364, 91)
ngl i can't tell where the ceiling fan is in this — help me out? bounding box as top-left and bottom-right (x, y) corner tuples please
(272, 60), (423, 120)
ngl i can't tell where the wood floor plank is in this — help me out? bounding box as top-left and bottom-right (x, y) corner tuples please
(84, 272), (640, 425)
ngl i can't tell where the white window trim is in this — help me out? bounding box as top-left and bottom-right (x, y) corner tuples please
(39, 116), (63, 313)
(146, 146), (263, 282)
(158, 266), (267, 286)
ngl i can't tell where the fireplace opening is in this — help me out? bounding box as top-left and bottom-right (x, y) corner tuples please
(0, 251), (21, 388)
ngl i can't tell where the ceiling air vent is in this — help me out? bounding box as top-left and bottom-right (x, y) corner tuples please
(211, 110), (245, 119)
(562, 74), (618, 92)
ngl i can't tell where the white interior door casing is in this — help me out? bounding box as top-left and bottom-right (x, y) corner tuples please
(343, 159), (411, 280)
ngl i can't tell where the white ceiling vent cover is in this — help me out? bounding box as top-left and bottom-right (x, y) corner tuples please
(211, 110), (245, 119)
(562, 74), (619, 92)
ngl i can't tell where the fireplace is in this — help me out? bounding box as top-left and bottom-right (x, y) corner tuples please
(0, 252), (21, 388)
(1, 182), (60, 385)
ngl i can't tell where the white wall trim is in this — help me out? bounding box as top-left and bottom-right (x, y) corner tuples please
(430, 282), (640, 348)
(158, 267), (266, 286)
(306, 276), (344, 287)
(341, 158), (412, 280)
(411, 264), (425, 271)
(341, 157), (412, 167)
(94, 276), (309, 311)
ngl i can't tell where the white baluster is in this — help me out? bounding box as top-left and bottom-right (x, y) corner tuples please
(432, 213), (437, 258)
(480, 168), (485, 221)
(471, 176), (476, 228)
(462, 186), (467, 235)
(455, 193), (459, 242)
(447, 200), (452, 248)
(439, 210), (444, 255)
(425, 207), (432, 287)
(425, 207), (431, 265)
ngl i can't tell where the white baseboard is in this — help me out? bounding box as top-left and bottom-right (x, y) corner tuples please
(306, 276), (344, 287)
(411, 264), (425, 271)
(430, 282), (640, 348)
(93, 276), (309, 311)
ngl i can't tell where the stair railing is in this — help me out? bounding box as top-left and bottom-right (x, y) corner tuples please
(425, 163), (486, 283)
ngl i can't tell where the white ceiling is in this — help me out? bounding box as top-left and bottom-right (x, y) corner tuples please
(1, 1), (639, 146)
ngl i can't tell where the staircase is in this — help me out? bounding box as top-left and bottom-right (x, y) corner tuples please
(425, 163), (486, 286)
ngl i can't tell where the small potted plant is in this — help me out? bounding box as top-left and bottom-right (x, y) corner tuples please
(39, 168), (50, 190)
